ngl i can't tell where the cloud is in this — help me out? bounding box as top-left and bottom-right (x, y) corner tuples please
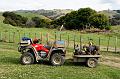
(100, 0), (120, 10)
(0, 0), (119, 11)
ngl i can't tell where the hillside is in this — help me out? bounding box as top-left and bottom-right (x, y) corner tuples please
(14, 11), (52, 22)
(99, 10), (119, 18)
(15, 9), (73, 20)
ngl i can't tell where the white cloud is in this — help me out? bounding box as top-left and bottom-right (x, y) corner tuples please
(0, 0), (119, 11)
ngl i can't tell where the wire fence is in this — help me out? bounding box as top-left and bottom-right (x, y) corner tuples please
(0, 31), (120, 53)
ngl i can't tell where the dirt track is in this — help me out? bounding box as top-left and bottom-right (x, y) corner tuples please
(100, 56), (120, 68)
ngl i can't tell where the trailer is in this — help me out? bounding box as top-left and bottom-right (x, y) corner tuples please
(73, 55), (102, 68)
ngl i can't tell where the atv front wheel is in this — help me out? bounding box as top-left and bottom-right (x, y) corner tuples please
(50, 53), (65, 66)
(20, 53), (35, 65)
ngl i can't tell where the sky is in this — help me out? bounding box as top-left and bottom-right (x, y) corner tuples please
(0, 0), (120, 12)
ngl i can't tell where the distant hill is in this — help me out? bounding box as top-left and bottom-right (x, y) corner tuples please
(99, 10), (119, 18)
(15, 9), (73, 20)
(14, 11), (52, 22)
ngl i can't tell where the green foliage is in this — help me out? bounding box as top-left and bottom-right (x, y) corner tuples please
(110, 14), (120, 25)
(32, 17), (49, 28)
(3, 12), (28, 26)
(53, 8), (109, 30)
(2, 12), (51, 28)
(90, 14), (109, 29)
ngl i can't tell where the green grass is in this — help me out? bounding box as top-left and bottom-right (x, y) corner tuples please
(0, 13), (120, 79)
(15, 12), (52, 22)
(0, 42), (120, 79)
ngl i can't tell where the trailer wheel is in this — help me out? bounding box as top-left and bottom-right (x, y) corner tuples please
(87, 58), (98, 68)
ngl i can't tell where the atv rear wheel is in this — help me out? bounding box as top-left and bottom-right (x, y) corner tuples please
(50, 53), (65, 66)
(20, 53), (35, 65)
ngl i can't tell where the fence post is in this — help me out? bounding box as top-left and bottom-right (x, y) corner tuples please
(18, 32), (21, 42)
(35, 33), (37, 38)
(40, 32), (42, 43)
(67, 35), (69, 47)
(55, 32), (57, 41)
(0, 32), (1, 41)
(9, 32), (10, 42)
(107, 36), (110, 52)
(60, 33), (62, 41)
(4, 32), (7, 42)
(13, 32), (15, 43)
(46, 33), (49, 43)
(24, 32), (25, 37)
(99, 37), (101, 50)
(115, 36), (117, 53)
(80, 35), (82, 49)
(29, 32), (30, 38)
(74, 35), (76, 49)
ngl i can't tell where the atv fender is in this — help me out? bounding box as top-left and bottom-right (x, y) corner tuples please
(47, 48), (66, 60)
(25, 45), (41, 62)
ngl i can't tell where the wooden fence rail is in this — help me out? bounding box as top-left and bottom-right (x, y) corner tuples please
(0, 31), (119, 53)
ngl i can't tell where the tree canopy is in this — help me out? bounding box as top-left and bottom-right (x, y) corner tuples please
(52, 8), (110, 30)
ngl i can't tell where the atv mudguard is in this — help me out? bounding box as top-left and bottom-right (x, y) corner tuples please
(47, 48), (66, 59)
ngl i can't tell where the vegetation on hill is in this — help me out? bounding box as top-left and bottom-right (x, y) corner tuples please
(99, 10), (120, 26)
(2, 8), (120, 30)
(15, 11), (52, 22)
(52, 8), (110, 30)
(16, 9), (73, 20)
(2, 12), (50, 28)
(3, 12), (28, 26)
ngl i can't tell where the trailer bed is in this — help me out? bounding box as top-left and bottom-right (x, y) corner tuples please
(73, 55), (102, 58)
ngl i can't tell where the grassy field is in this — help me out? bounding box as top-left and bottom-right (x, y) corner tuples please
(0, 13), (120, 79)
(0, 42), (120, 79)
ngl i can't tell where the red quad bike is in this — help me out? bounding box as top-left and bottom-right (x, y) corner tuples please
(18, 37), (66, 66)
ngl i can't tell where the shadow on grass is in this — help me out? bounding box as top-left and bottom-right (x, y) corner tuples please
(36, 59), (86, 67)
(0, 57), (20, 65)
(0, 57), (87, 67)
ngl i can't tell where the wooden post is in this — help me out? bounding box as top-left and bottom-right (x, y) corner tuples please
(13, 32), (15, 43)
(40, 32), (42, 43)
(4, 32), (7, 42)
(24, 32), (25, 37)
(115, 36), (117, 53)
(35, 33), (36, 38)
(29, 32), (30, 38)
(0, 32), (1, 41)
(60, 33), (62, 41)
(99, 37), (101, 50)
(9, 32), (10, 42)
(67, 35), (69, 47)
(74, 35), (76, 49)
(80, 35), (82, 49)
(46, 33), (49, 43)
(107, 36), (110, 52)
(18, 32), (21, 42)
(55, 32), (57, 41)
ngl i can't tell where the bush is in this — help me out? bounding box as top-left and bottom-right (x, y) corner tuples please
(3, 12), (28, 27)
(105, 26), (111, 30)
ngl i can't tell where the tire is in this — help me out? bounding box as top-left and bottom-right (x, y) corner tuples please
(86, 58), (98, 68)
(20, 53), (35, 65)
(50, 53), (65, 66)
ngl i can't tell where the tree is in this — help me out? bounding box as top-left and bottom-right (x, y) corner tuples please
(32, 17), (49, 28)
(90, 14), (109, 29)
(53, 8), (97, 30)
(3, 12), (28, 27)
(77, 8), (97, 29)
